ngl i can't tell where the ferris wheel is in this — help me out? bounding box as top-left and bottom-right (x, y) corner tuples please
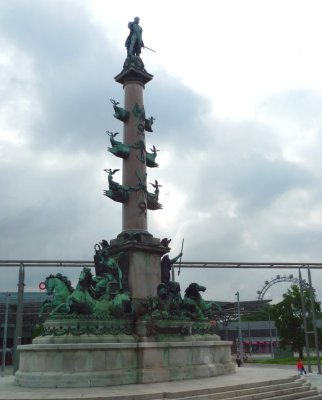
(256, 274), (301, 300)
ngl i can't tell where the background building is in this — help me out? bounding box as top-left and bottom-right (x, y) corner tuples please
(0, 292), (47, 364)
(217, 320), (278, 355)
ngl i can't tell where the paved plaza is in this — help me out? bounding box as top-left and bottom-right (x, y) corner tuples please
(0, 364), (322, 400)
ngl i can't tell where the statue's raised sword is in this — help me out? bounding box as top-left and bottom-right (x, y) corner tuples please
(178, 238), (184, 276)
(143, 45), (156, 52)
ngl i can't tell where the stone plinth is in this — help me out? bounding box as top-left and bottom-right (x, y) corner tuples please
(109, 235), (169, 303)
(137, 340), (235, 384)
(15, 317), (234, 388)
(15, 339), (234, 388)
(15, 342), (138, 388)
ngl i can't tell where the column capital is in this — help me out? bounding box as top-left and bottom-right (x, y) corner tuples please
(115, 56), (153, 85)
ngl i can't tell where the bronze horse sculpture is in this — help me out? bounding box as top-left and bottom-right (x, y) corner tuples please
(50, 267), (132, 317)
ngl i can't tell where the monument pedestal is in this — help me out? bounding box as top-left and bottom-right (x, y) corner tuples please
(108, 234), (169, 311)
(15, 323), (234, 388)
(136, 340), (235, 384)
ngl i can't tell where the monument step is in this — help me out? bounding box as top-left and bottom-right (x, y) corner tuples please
(3, 375), (322, 400)
(164, 377), (322, 400)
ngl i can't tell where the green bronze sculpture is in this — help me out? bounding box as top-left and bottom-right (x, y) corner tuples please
(92, 241), (123, 294)
(122, 53), (146, 71)
(51, 267), (96, 315)
(132, 142), (159, 167)
(181, 283), (221, 320)
(110, 99), (129, 122)
(161, 251), (183, 284)
(106, 131), (130, 159)
(167, 281), (183, 307)
(125, 17), (144, 57)
(39, 267), (218, 324)
(146, 179), (162, 210)
(130, 170), (148, 215)
(39, 239), (133, 319)
(150, 283), (171, 318)
(93, 240), (110, 275)
(132, 103), (146, 136)
(39, 274), (74, 317)
(146, 145), (159, 168)
(149, 281), (183, 318)
(50, 267), (132, 317)
(132, 140), (146, 164)
(142, 280), (219, 322)
(144, 116), (155, 132)
(147, 195), (162, 210)
(104, 168), (130, 203)
(150, 180), (161, 200)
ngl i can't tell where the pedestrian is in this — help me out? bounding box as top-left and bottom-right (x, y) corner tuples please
(236, 353), (242, 367)
(297, 358), (306, 375)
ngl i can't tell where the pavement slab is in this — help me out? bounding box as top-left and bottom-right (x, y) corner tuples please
(0, 365), (311, 400)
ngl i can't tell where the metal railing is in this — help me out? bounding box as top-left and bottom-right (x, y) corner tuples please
(2, 260), (322, 269)
(1, 259), (322, 375)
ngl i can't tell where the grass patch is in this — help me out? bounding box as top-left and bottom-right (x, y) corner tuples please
(248, 356), (319, 365)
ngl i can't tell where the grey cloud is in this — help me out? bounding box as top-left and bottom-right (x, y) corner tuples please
(2, 1), (322, 304)
(171, 116), (313, 215)
(0, 1), (95, 63)
(144, 77), (212, 150)
(227, 155), (313, 213)
(0, 1), (211, 156)
(0, 156), (121, 260)
(0, 0), (211, 268)
(259, 89), (322, 126)
(1, 0), (122, 152)
(263, 229), (322, 261)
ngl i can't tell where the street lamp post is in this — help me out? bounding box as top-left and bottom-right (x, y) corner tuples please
(1, 292), (10, 377)
(235, 291), (244, 364)
(268, 311), (274, 358)
(247, 321), (252, 356)
(13, 263), (25, 374)
(299, 269), (312, 373)
(307, 267), (321, 374)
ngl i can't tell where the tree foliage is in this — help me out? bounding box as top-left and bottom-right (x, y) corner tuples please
(271, 285), (320, 358)
(241, 304), (272, 321)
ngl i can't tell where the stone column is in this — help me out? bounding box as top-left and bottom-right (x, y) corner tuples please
(113, 59), (168, 306)
(122, 80), (147, 233)
(115, 58), (153, 237)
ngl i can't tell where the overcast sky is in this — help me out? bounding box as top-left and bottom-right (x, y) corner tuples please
(1, 0), (322, 304)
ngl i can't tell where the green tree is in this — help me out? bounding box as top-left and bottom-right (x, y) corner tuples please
(271, 284), (320, 359)
(241, 304), (273, 321)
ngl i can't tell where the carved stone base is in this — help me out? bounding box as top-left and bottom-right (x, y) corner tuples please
(135, 318), (220, 342)
(15, 339), (234, 388)
(15, 316), (234, 388)
(15, 342), (138, 388)
(136, 340), (235, 384)
(33, 317), (135, 344)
